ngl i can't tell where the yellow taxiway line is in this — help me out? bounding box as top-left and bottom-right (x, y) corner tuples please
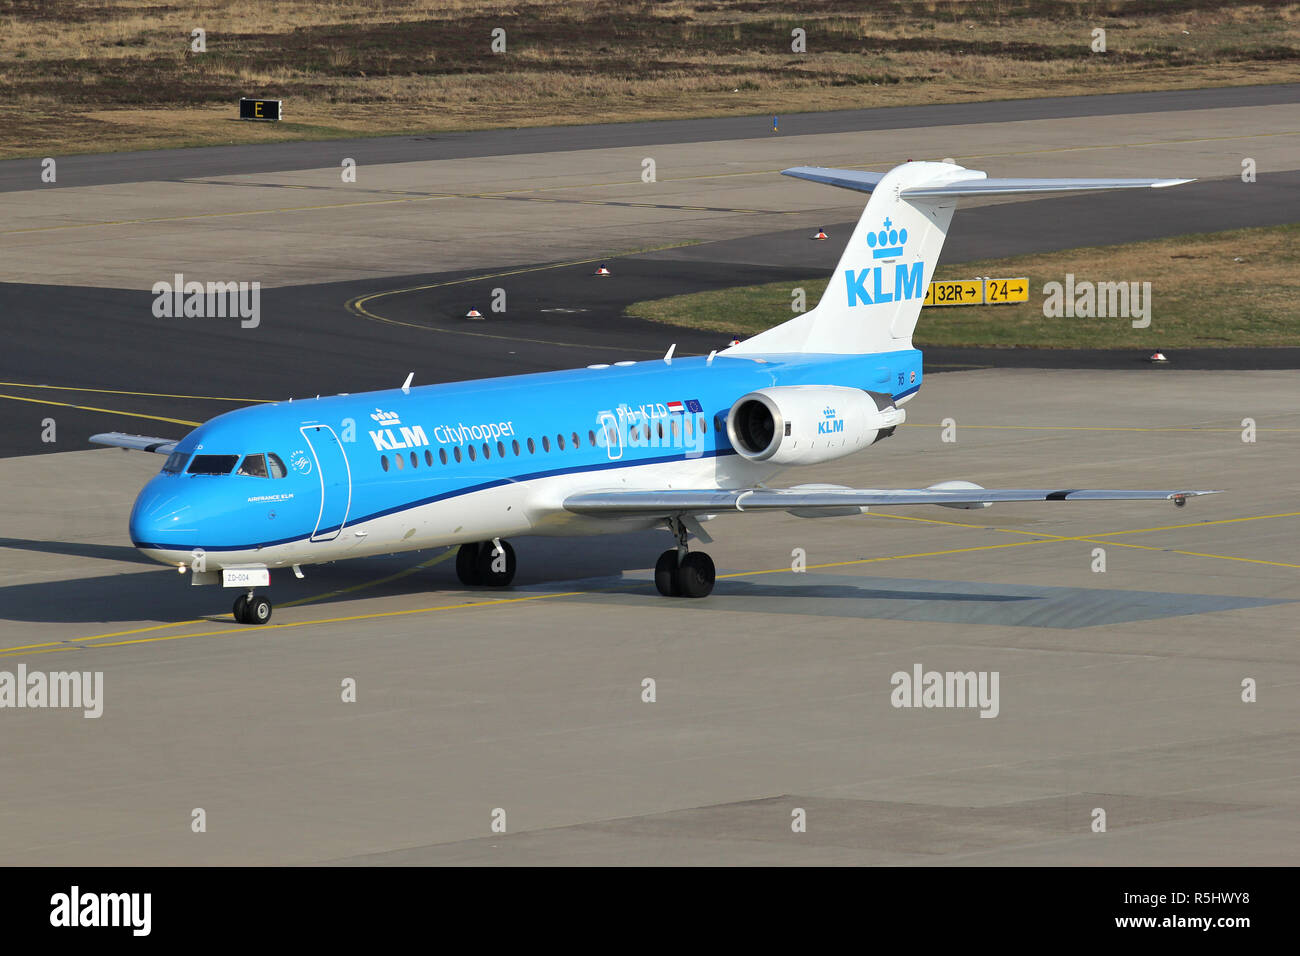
(0, 393), (201, 428)
(0, 382), (275, 404)
(0, 552), (455, 656)
(343, 242), (697, 351)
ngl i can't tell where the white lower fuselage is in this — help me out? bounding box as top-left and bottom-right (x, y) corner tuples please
(139, 453), (782, 572)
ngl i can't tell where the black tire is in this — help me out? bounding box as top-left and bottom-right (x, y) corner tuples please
(248, 596), (273, 625)
(233, 593), (250, 623)
(654, 549), (681, 597)
(476, 539), (516, 587)
(456, 543), (483, 586)
(677, 551), (715, 598)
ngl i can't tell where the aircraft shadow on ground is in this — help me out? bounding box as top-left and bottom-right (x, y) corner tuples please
(5, 528), (1279, 630)
(0, 531), (677, 624)
(0, 536), (151, 565)
(0, 526), (1043, 626)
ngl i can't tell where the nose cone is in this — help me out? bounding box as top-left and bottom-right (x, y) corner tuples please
(129, 476), (198, 563)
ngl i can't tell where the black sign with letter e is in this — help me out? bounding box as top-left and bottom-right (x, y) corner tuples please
(239, 98), (282, 122)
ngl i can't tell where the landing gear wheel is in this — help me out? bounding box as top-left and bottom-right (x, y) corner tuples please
(655, 549), (681, 597)
(233, 593), (272, 625)
(247, 596), (273, 625)
(656, 516), (715, 598)
(676, 551), (716, 598)
(456, 543), (484, 586)
(475, 539), (516, 587)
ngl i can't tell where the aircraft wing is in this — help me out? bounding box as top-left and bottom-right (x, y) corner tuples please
(90, 432), (179, 455)
(564, 486), (1218, 518)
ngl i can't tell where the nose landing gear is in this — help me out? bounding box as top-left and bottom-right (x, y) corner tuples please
(655, 516), (716, 598)
(233, 591), (273, 625)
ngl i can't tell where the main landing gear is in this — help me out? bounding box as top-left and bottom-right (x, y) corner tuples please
(455, 539), (517, 587)
(655, 516), (716, 598)
(233, 591), (272, 625)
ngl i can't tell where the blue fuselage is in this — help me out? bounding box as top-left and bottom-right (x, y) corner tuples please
(129, 350), (922, 568)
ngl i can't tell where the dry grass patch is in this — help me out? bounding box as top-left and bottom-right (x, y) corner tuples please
(624, 224), (1300, 349)
(0, 0), (1295, 156)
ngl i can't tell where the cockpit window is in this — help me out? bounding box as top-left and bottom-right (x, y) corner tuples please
(161, 451), (189, 474)
(187, 454), (239, 475)
(238, 454), (269, 478)
(267, 453), (287, 478)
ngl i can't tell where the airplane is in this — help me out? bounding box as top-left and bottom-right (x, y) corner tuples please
(92, 160), (1215, 625)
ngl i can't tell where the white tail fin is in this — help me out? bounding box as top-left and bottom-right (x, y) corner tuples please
(725, 162), (1193, 356)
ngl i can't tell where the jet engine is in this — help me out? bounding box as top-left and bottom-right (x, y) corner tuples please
(725, 385), (905, 466)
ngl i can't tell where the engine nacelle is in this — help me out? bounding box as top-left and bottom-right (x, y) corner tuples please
(726, 386), (904, 466)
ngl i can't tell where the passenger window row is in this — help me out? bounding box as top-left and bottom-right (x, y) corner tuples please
(161, 417), (712, 479)
(378, 419), (708, 473)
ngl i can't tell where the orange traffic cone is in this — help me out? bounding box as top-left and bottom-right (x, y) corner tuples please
(465, 309), (483, 320)
(1148, 351), (1169, 363)
(594, 264), (612, 276)
(811, 227), (828, 241)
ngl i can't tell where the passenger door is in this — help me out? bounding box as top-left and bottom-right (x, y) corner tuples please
(300, 424), (352, 542)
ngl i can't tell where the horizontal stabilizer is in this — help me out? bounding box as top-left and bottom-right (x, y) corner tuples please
(900, 176), (1195, 197)
(781, 165), (1193, 198)
(781, 166), (887, 194)
(90, 432), (179, 455)
(565, 487), (1218, 517)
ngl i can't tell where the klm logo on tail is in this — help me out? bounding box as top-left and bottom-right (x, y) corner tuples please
(845, 217), (924, 307)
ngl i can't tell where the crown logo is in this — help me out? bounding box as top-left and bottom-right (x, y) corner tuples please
(370, 408), (401, 425)
(866, 216), (907, 259)
(823, 406), (837, 418)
